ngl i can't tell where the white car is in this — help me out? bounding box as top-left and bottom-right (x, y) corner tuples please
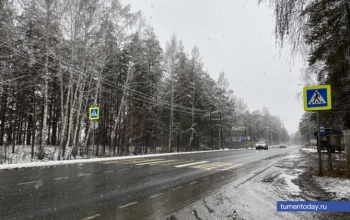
(256, 141), (268, 150)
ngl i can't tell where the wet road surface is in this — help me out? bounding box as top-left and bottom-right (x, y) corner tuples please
(0, 146), (299, 220)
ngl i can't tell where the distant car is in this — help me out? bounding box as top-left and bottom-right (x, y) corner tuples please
(279, 143), (286, 148)
(256, 141), (268, 150)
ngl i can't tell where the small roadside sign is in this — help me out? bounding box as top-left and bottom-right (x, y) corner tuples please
(90, 121), (99, 130)
(320, 125), (325, 135)
(303, 85), (331, 111)
(89, 107), (99, 120)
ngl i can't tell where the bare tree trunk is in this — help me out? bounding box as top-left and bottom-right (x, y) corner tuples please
(110, 64), (132, 152)
(39, 1), (53, 159)
(169, 80), (174, 153)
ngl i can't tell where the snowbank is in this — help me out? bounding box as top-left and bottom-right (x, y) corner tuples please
(313, 176), (350, 200)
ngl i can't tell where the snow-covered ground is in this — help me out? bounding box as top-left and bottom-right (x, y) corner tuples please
(314, 176), (350, 201)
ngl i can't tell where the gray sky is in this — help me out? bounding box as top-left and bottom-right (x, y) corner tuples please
(125, 0), (305, 134)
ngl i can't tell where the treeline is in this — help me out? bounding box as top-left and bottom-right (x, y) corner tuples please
(0, 0), (289, 160)
(259, 0), (350, 135)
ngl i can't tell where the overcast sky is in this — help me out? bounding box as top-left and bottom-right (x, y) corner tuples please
(124, 0), (305, 134)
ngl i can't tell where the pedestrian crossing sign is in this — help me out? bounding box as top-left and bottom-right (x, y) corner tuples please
(303, 85), (331, 111)
(89, 107), (99, 120)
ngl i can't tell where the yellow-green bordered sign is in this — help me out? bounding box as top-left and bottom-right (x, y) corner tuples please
(89, 107), (99, 120)
(303, 85), (331, 111)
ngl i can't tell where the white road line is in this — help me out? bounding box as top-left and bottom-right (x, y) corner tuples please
(191, 162), (221, 169)
(103, 170), (113, 173)
(221, 164), (244, 171)
(119, 201), (138, 209)
(81, 214), (101, 220)
(136, 160), (176, 166)
(174, 161), (208, 168)
(17, 180), (40, 185)
(118, 168), (130, 171)
(173, 186), (182, 191)
(149, 193), (164, 198)
(162, 160), (191, 166)
(190, 181), (197, 185)
(77, 173), (92, 177)
(128, 159), (164, 164)
(53, 176), (70, 181)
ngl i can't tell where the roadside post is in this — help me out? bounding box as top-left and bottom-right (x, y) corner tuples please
(89, 107), (99, 157)
(303, 85), (332, 176)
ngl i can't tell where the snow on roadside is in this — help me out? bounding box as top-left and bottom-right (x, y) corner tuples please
(313, 176), (350, 200)
(0, 147), (239, 170)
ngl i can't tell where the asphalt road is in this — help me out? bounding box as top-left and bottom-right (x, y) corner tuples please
(0, 145), (300, 220)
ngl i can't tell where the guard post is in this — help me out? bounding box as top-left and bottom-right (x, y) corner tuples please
(303, 85), (332, 176)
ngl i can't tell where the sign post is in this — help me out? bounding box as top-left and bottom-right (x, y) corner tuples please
(303, 85), (332, 176)
(89, 107), (99, 157)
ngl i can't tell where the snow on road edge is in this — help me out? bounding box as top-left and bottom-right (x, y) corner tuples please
(0, 148), (240, 170)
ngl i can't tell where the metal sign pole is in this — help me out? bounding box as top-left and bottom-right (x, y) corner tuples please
(93, 122), (95, 158)
(317, 110), (323, 176)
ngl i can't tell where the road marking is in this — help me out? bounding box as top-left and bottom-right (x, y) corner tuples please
(149, 193), (164, 198)
(101, 159), (163, 164)
(173, 186), (182, 191)
(149, 160), (185, 166)
(53, 176), (70, 181)
(17, 181), (40, 185)
(118, 168), (130, 171)
(161, 160), (191, 166)
(190, 181), (197, 185)
(136, 160), (176, 166)
(119, 201), (138, 209)
(77, 173), (92, 177)
(103, 170), (113, 173)
(221, 164), (244, 171)
(174, 161), (208, 168)
(189, 162), (219, 168)
(127, 159), (164, 164)
(205, 163), (233, 170)
(81, 214), (101, 220)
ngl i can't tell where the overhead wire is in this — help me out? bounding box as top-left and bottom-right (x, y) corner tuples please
(0, 38), (211, 114)
(0, 39), (213, 117)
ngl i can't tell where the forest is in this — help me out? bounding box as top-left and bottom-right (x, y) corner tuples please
(0, 0), (289, 162)
(259, 0), (350, 140)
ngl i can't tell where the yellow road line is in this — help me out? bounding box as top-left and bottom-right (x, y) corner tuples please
(205, 163), (233, 171)
(221, 164), (244, 171)
(189, 162), (217, 168)
(136, 160), (176, 166)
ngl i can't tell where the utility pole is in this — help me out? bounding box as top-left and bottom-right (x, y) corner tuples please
(244, 123), (247, 148)
(210, 109), (213, 150)
(220, 112), (223, 150)
(344, 1), (350, 66)
(249, 125), (252, 148)
(317, 111), (323, 176)
(271, 131), (273, 145)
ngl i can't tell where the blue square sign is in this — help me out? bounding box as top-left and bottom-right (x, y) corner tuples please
(89, 107), (99, 120)
(303, 85), (331, 111)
